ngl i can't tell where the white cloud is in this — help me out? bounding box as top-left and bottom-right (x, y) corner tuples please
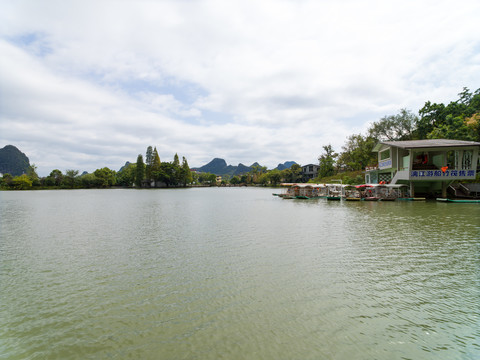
(1, 0), (480, 175)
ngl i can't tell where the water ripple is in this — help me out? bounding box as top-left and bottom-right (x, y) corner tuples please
(1, 189), (479, 359)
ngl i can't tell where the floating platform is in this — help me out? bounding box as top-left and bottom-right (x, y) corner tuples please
(436, 198), (480, 203)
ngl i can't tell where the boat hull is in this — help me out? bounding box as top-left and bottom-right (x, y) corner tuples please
(327, 196), (341, 201)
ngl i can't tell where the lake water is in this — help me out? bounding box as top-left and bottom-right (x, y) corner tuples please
(1, 187), (479, 359)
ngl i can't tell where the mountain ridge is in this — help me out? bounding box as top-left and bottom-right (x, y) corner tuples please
(0, 145), (31, 176)
(192, 158), (297, 177)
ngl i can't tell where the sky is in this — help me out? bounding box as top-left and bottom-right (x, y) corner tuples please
(1, 0), (480, 176)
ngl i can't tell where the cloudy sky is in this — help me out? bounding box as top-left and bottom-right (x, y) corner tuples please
(1, 0), (479, 176)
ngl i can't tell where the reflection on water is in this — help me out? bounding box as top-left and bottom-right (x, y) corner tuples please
(1, 188), (479, 359)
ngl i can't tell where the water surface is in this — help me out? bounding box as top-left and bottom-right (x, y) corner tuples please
(1, 188), (479, 359)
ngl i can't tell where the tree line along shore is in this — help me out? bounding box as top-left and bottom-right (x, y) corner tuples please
(1, 87), (479, 190)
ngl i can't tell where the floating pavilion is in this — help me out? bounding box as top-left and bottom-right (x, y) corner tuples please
(364, 139), (480, 197)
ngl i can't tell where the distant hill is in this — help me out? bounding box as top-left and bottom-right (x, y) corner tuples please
(192, 158), (298, 177)
(194, 158), (231, 175)
(275, 161), (297, 171)
(0, 145), (30, 176)
(118, 161), (131, 173)
(192, 158), (259, 177)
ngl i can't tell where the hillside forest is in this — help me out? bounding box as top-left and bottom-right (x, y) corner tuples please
(1, 87), (479, 190)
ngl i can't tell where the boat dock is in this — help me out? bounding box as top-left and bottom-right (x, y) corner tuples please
(274, 183), (478, 203)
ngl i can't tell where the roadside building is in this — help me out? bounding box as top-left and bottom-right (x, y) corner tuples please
(302, 164), (320, 182)
(365, 139), (480, 197)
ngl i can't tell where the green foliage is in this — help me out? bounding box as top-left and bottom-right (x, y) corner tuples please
(368, 109), (417, 141)
(117, 163), (136, 187)
(427, 114), (477, 141)
(0, 173), (13, 188)
(145, 146), (153, 180)
(27, 164), (40, 186)
(181, 157), (193, 186)
(80, 173), (102, 188)
(152, 147), (161, 173)
(318, 145), (337, 178)
(417, 87), (480, 141)
(247, 164), (267, 183)
(135, 154), (145, 187)
(139, 151), (193, 187)
(229, 176), (241, 185)
(12, 174), (32, 189)
(48, 169), (64, 186)
(281, 164), (302, 183)
(337, 134), (377, 171)
(314, 170), (364, 185)
(257, 173), (269, 185)
(65, 169), (79, 188)
(267, 169), (282, 186)
(198, 172), (217, 185)
(93, 167), (116, 187)
(153, 162), (176, 187)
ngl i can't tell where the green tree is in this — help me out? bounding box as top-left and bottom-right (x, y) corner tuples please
(135, 154), (145, 187)
(191, 171), (199, 185)
(426, 114), (476, 141)
(42, 176), (55, 187)
(1, 173), (13, 188)
(198, 172), (217, 185)
(65, 169), (79, 188)
(48, 169), (64, 186)
(12, 174), (32, 189)
(281, 164), (302, 183)
(240, 173), (251, 184)
(168, 153), (181, 185)
(93, 167), (116, 187)
(152, 147), (161, 173)
(248, 164), (267, 184)
(154, 162), (176, 187)
(27, 164), (40, 186)
(229, 176), (241, 185)
(337, 134), (377, 171)
(257, 173), (269, 186)
(180, 156), (193, 186)
(368, 109), (417, 141)
(416, 101), (446, 139)
(173, 153), (180, 167)
(268, 169), (282, 186)
(117, 163), (136, 187)
(80, 173), (102, 188)
(145, 146), (153, 180)
(417, 87), (480, 141)
(318, 145), (337, 178)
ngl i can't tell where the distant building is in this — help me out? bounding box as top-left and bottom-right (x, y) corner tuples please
(216, 175), (222, 184)
(302, 164), (319, 182)
(365, 139), (480, 197)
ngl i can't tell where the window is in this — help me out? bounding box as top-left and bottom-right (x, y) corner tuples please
(462, 150), (473, 169)
(380, 149), (390, 161)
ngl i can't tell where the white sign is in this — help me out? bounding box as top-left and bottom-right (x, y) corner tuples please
(410, 169), (476, 180)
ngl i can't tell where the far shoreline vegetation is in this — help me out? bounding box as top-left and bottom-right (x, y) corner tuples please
(1, 87), (479, 191)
